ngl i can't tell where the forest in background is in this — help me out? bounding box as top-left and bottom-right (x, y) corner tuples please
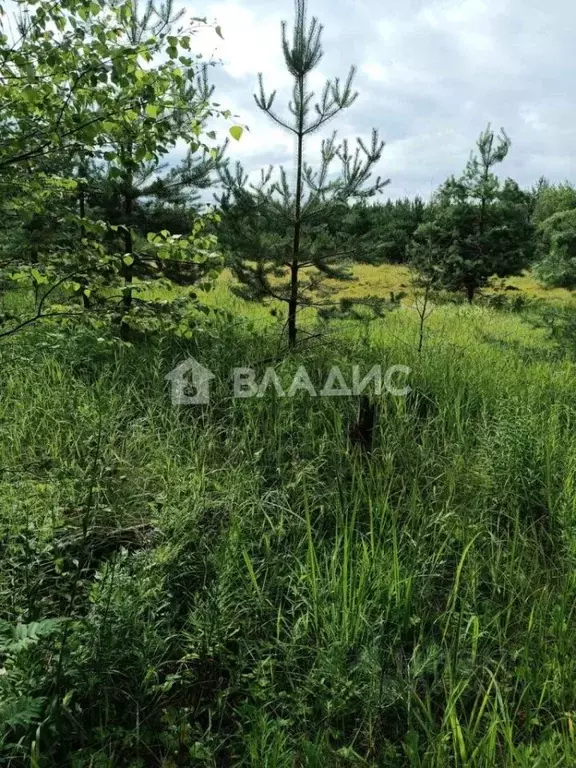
(1, 0), (576, 346)
(2, 1), (576, 765)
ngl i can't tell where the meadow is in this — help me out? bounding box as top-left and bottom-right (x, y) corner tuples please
(305, 264), (576, 305)
(3, 0), (576, 761)
(1, 267), (576, 766)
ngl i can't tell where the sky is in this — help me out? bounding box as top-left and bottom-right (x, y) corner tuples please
(191, 0), (576, 201)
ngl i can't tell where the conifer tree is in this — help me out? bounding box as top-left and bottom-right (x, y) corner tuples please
(0, 0), (230, 340)
(412, 125), (533, 303)
(96, 0), (226, 337)
(219, 0), (388, 347)
(89, 137), (225, 279)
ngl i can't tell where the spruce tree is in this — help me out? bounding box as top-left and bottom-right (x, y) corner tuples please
(219, 0), (388, 347)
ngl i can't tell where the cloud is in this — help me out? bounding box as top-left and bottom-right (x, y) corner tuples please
(187, 0), (576, 199)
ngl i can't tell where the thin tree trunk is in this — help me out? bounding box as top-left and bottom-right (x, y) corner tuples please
(470, 163), (488, 307)
(479, 187), (487, 237)
(122, 190), (133, 312)
(29, 227), (40, 305)
(417, 283), (430, 354)
(78, 169), (90, 309)
(119, 136), (134, 341)
(120, 182), (133, 340)
(288, 75), (305, 349)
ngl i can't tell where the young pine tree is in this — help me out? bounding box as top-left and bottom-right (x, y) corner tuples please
(412, 125), (533, 303)
(219, 0), (388, 347)
(534, 209), (576, 289)
(96, 0), (226, 337)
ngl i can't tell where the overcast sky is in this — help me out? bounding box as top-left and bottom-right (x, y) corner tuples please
(191, 0), (575, 200)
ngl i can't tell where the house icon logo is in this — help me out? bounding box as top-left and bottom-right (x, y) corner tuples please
(165, 357), (215, 405)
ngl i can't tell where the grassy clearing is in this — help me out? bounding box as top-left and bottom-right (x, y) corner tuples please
(1, 282), (576, 765)
(328, 264), (576, 304)
(142, 263), (576, 310)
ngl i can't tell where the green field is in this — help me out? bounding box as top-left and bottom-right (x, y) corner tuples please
(2, 270), (576, 766)
(3, 0), (576, 761)
(190, 264), (576, 311)
(321, 264), (576, 305)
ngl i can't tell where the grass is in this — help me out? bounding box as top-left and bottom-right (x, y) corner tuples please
(1, 271), (576, 765)
(141, 263), (576, 311)
(333, 265), (576, 304)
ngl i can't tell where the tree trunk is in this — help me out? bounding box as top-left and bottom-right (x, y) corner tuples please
(288, 75), (305, 349)
(120, 158), (134, 341)
(466, 282), (475, 304)
(120, 196), (133, 340)
(78, 172), (90, 309)
(288, 272), (298, 348)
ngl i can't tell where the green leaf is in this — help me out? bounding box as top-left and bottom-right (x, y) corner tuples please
(123, 255), (134, 266)
(146, 104), (158, 119)
(229, 125), (243, 142)
(0, 619), (64, 654)
(0, 696), (45, 730)
(215, 25), (224, 39)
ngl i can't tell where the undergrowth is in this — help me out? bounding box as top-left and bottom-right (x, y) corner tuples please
(1, 305), (576, 766)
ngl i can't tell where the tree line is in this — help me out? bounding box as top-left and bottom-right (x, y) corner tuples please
(1, 0), (575, 349)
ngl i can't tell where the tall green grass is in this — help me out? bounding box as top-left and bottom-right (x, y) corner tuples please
(1, 304), (576, 765)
